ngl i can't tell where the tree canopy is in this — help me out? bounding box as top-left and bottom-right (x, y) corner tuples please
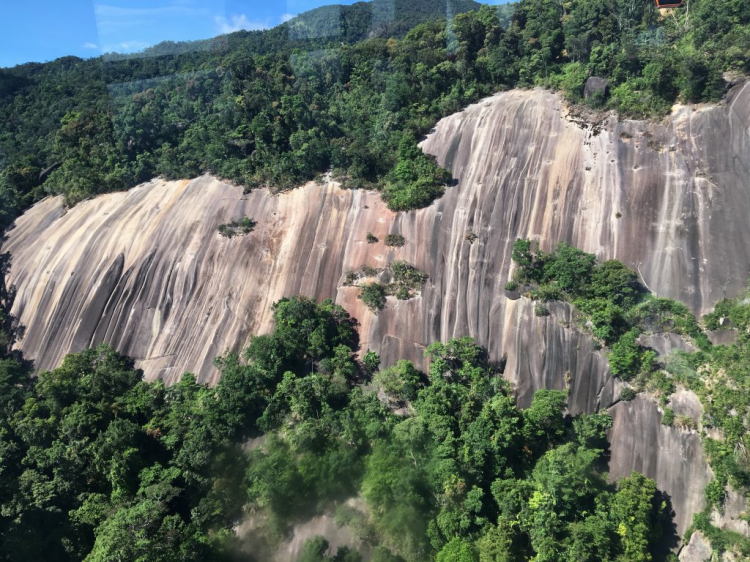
(1, 0), (747, 230)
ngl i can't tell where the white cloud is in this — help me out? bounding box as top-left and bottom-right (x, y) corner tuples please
(215, 14), (269, 34)
(100, 40), (150, 53)
(281, 13), (296, 23)
(83, 42), (99, 49)
(118, 40), (150, 51)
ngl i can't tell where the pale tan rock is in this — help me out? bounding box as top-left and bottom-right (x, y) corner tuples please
(669, 388), (704, 426)
(8, 84), (750, 393)
(4, 84), (750, 542)
(712, 489), (750, 536)
(679, 531), (713, 562)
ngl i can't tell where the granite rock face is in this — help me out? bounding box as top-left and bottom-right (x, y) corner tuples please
(639, 333), (696, 357)
(712, 489), (750, 536)
(5, 84), (750, 540)
(8, 84), (750, 389)
(607, 396), (712, 537)
(679, 532), (713, 562)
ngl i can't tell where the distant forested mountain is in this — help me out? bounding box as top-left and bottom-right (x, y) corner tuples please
(0, 0), (747, 231)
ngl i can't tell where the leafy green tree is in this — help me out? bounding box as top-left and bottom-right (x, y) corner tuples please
(382, 134), (452, 212)
(542, 242), (596, 295)
(476, 520), (518, 562)
(361, 441), (431, 561)
(588, 260), (641, 309)
(610, 472), (665, 562)
(363, 350), (380, 372)
(522, 389), (567, 448)
(375, 360), (424, 402)
(359, 283), (388, 313)
(573, 297), (627, 344)
(436, 537), (478, 562)
(608, 328), (644, 381)
(511, 238), (533, 268)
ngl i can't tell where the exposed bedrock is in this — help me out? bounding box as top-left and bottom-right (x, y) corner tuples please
(5, 84), (750, 539)
(679, 531), (713, 562)
(6, 85), (750, 391)
(607, 396), (711, 538)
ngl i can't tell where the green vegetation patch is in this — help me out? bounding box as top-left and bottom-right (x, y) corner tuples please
(348, 261), (428, 312)
(509, 239), (704, 374)
(384, 234), (406, 247)
(359, 282), (388, 312)
(665, 288), (750, 519)
(1, 1), (748, 229)
(511, 238), (750, 555)
(217, 216), (256, 238)
(0, 271), (680, 561)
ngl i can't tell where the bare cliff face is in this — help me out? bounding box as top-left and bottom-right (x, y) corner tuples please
(4, 83), (750, 539)
(607, 396), (711, 539)
(7, 83), (750, 393)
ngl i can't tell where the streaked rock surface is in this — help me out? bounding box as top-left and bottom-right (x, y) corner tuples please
(607, 396), (711, 537)
(679, 532), (713, 562)
(712, 489), (750, 537)
(5, 84), (750, 540)
(8, 84), (750, 390)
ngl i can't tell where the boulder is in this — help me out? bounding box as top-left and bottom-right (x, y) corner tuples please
(584, 76), (608, 99)
(679, 532), (712, 562)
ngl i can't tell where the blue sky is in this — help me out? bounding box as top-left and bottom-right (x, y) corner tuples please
(0, 0), (510, 68)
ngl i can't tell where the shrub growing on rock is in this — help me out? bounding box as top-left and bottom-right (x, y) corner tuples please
(384, 234), (406, 247)
(218, 216), (256, 238)
(359, 283), (387, 312)
(374, 360), (423, 402)
(534, 304), (550, 317)
(661, 407), (675, 426)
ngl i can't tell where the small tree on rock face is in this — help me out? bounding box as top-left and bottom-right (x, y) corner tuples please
(608, 328), (644, 381)
(363, 350), (380, 372)
(384, 234), (406, 247)
(543, 242), (596, 294)
(589, 260), (640, 308)
(512, 238), (533, 270)
(359, 283), (387, 312)
(375, 360), (423, 402)
(382, 134), (451, 212)
(218, 216), (256, 238)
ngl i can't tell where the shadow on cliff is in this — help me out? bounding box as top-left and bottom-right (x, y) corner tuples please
(0, 249), (34, 371)
(653, 491), (681, 560)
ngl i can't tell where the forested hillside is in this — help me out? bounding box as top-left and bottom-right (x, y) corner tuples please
(0, 289), (677, 562)
(1, 242), (749, 560)
(0, 0), (747, 231)
(1, 1), (750, 559)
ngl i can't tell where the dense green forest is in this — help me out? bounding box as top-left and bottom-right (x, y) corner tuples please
(0, 287), (676, 561)
(0, 0), (748, 231)
(0, 1), (749, 556)
(1, 240), (749, 560)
